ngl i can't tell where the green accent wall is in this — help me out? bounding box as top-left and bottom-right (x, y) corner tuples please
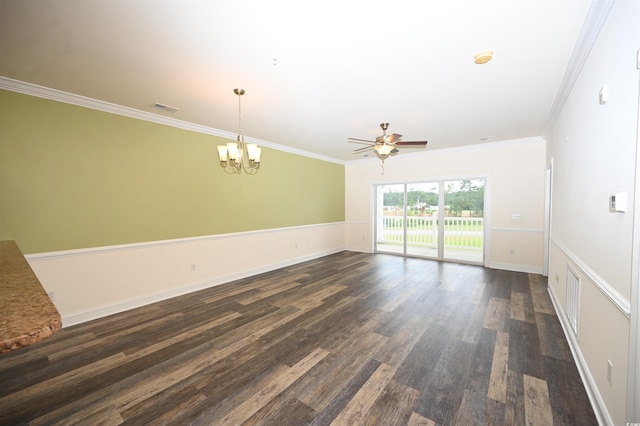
(0, 89), (345, 254)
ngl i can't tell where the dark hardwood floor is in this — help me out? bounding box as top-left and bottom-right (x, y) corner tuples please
(0, 251), (597, 425)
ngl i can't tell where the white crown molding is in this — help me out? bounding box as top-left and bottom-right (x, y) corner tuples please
(543, 0), (616, 133)
(0, 76), (345, 165)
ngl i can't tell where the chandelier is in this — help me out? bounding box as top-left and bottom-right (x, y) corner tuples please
(217, 88), (261, 174)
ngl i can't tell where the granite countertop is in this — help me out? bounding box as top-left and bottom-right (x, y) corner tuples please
(0, 240), (62, 354)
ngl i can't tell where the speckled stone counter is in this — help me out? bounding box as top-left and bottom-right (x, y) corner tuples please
(0, 240), (62, 354)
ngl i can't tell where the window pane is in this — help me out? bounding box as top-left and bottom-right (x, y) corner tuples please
(376, 184), (405, 254)
(443, 179), (484, 263)
(406, 182), (439, 258)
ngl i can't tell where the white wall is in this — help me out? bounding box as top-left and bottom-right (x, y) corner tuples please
(345, 137), (547, 273)
(27, 223), (345, 326)
(546, 1), (640, 424)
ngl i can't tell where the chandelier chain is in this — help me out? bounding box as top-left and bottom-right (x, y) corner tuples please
(237, 91), (243, 139)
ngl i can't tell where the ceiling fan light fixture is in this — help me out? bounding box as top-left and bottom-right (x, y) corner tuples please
(474, 50), (493, 64)
(348, 122), (428, 175)
(375, 144), (394, 157)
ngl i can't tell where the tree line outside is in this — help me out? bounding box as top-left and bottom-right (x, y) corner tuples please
(383, 180), (484, 218)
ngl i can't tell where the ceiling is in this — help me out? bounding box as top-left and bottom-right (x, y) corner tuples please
(0, 1), (596, 162)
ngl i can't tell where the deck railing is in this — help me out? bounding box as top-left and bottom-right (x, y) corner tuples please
(378, 216), (484, 249)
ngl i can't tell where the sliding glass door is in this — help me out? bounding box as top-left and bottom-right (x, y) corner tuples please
(442, 179), (485, 263)
(375, 179), (485, 264)
(375, 184), (406, 255)
(405, 182), (439, 257)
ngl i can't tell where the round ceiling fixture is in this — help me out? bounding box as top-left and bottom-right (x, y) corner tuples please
(474, 50), (494, 64)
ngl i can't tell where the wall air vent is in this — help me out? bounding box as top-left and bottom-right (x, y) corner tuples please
(566, 267), (581, 337)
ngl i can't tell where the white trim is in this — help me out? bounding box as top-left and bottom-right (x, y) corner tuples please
(25, 222), (345, 261)
(344, 246), (372, 254)
(60, 248), (343, 327)
(484, 261), (542, 275)
(628, 51), (640, 423)
(484, 175), (493, 268)
(543, 164), (553, 277)
(551, 237), (631, 318)
(345, 220), (369, 225)
(0, 76), (344, 165)
(491, 227), (544, 233)
(547, 284), (614, 426)
(543, 0), (616, 133)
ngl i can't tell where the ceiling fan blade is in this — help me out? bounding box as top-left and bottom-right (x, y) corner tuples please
(353, 145), (374, 153)
(396, 141), (428, 146)
(349, 123), (428, 157)
(348, 138), (376, 144)
(386, 133), (403, 144)
(348, 141), (376, 147)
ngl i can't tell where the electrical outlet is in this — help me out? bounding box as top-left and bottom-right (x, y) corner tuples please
(47, 291), (56, 301)
(190, 263), (196, 272)
(510, 248), (515, 255)
(607, 360), (613, 385)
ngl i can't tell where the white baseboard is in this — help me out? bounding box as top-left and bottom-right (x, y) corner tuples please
(547, 284), (613, 426)
(62, 277), (223, 327)
(344, 246), (372, 253)
(485, 261), (543, 275)
(62, 248), (343, 327)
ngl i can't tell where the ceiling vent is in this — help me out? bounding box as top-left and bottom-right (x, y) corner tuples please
(152, 102), (179, 113)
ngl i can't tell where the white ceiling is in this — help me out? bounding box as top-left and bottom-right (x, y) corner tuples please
(0, 0), (596, 162)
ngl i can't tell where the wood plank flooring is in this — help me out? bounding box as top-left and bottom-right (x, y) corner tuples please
(0, 251), (597, 425)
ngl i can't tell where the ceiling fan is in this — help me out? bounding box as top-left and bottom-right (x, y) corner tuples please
(348, 123), (428, 173)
